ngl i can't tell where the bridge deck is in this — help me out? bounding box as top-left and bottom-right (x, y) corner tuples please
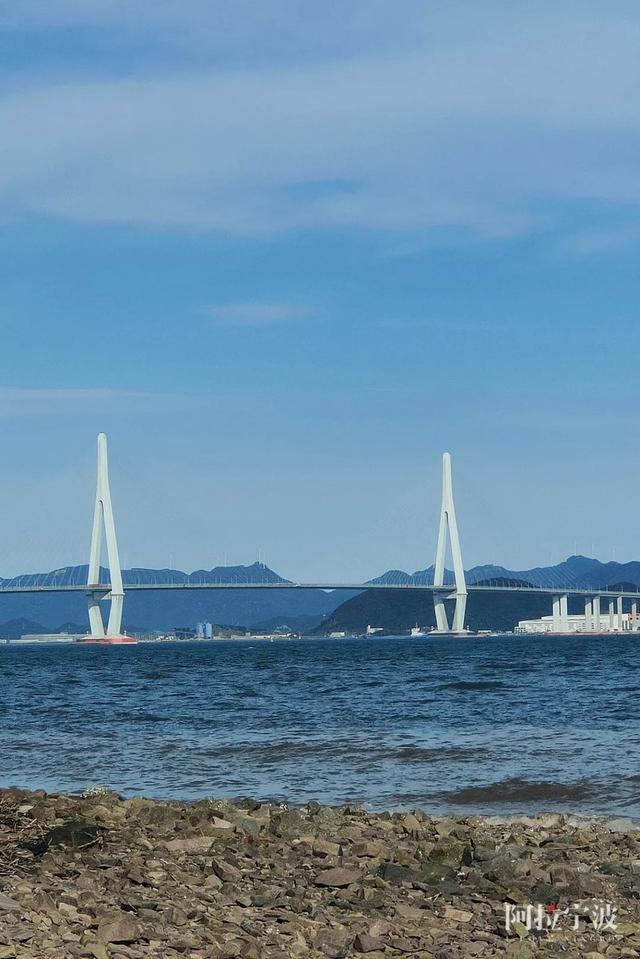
(0, 582), (638, 598)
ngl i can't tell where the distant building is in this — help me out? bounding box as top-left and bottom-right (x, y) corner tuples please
(516, 613), (639, 634)
(17, 633), (82, 643)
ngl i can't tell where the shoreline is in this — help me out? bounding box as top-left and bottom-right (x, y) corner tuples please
(3, 630), (635, 646)
(0, 788), (639, 957)
(1, 779), (636, 824)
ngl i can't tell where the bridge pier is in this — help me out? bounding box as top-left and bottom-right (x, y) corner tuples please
(584, 597), (593, 632)
(434, 592), (450, 632)
(433, 453), (467, 632)
(593, 594), (601, 631)
(560, 594), (569, 632)
(608, 599), (615, 631)
(617, 595), (624, 631)
(87, 433), (125, 638)
(633, 601), (638, 631)
(551, 594), (570, 632)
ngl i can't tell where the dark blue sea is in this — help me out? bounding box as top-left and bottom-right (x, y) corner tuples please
(2, 635), (639, 817)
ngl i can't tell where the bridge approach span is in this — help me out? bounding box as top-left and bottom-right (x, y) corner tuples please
(1, 582), (639, 600)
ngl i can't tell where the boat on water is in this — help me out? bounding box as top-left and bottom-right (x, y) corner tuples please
(410, 625), (429, 638)
(77, 635), (138, 645)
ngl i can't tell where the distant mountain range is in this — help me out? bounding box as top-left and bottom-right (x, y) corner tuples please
(327, 555), (640, 633)
(0, 562), (289, 589)
(0, 563), (353, 637)
(0, 556), (638, 637)
(369, 555), (640, 591)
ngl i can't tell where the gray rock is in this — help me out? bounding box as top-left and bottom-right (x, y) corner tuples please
(270, 809), (306, 838)
(96, 914), (141, 944)
(315, 867), (361, 888)
(0, 896), (21, 915)
(164, 836), (215, 855)
(354, 931), (384, 952)
(314, 927), (350, 958)
(212, 858), (242, 882)
(378, 863), (422, 884)
(421, 862), (457, 884)
(429, 838), (472, 868)
(604, 817), (636, 833)
(472, 845), (497, 862)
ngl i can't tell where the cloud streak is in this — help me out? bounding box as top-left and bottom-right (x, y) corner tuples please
(205, 301), (308, 327)
(376, 318), (510, 334)
(0, 386), (182, 416)
(0, 4), (638, 241)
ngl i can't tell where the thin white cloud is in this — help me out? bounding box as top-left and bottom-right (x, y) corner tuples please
(376, 318), (510, 334)
(0, 0), (449, 52)
(0, 0), (203, 28)
(0, 5), (638, 239)
(0, 386), (180, 415)
(205, 302), (308, 327)
(0, 387), (155, 399)
(557, 227), (640, 256)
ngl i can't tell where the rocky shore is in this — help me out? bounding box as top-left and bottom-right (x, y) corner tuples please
(0, 788), (639, 958)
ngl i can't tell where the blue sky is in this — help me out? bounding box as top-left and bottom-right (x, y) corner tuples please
(0, 0), (639, 580)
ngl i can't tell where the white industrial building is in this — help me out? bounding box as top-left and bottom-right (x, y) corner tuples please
(517, 612), (640, 634)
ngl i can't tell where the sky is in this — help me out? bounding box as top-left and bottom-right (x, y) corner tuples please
(0, 0), (639, 580)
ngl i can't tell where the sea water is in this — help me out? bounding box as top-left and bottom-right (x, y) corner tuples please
(2, 634), (639, 816)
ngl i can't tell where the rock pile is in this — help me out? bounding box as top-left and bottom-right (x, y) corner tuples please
(0, 788), (638, 957)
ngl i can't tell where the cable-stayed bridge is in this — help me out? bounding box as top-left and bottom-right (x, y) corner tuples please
(1, 582), (640, 598)
(1, 434), (637, 637)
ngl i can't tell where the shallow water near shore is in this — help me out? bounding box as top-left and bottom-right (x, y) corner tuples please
(1, 634), (639, 816)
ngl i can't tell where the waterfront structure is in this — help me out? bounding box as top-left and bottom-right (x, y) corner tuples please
(518, 607), (640, 634)
(87, 433), (124, 639)
(433, 452), (467, 632)
(16, 633), (82, 644)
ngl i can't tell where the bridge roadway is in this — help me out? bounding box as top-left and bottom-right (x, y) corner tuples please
(0, 582), (638, 598)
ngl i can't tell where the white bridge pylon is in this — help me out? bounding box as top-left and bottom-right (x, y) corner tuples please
(433, 452), (467, 632)
(87, 432), (124, 638)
